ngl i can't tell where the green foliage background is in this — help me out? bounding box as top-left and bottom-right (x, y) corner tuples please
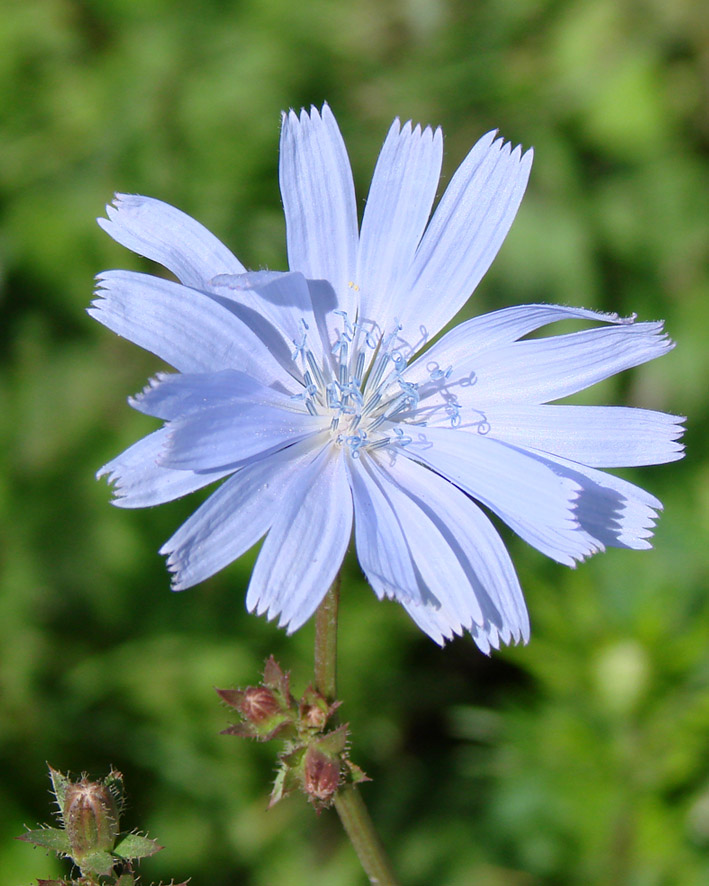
(1, 0), (707, 883)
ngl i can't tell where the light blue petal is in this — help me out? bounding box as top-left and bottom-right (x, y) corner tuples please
(411, 319), (674, 418)
(90, 271), (295, 387)
(364, 455), (481, 635)
(161, 402), (325, 471)
(98, 194), (245, 288)
(97, 428), (230, 508)
(371, 452), (529, 646)
(400, 598), (510, 654)
(396, 131), (533, 341)
(462, 321), (674, 405)
(209, 270), (332, 370)
(347, 456), (423, 604)
(404, 427), (598, 565)
(130, 370), (297, 421)
(279, 105), (359, 319)
(529, 451), (665, 551)
(246, 448), (353, 633)
(405, 303), (634, 381)
(356, 119), (443, 329)
(160, 441), (318, 589)
(475, 405), (685, 467)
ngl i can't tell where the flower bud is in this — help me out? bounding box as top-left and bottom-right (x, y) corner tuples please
(217, 657), (299, 741)
(303, 745), (341, 807)
(241, 685), (282, 723)
(63, 776), (120, 860)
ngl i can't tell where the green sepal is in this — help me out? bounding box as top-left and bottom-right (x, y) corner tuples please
(269, 755), (303, 808)
(16, 826), (71, 855)
(116, 874), (135, 886)
(76, 848), (115, 876)
(263, 655), (290, 697)
(48, 766), (71, 818)
(114, 831), (163, 860)
(312, 723), (348, 755)
(345, 759), (372, 785)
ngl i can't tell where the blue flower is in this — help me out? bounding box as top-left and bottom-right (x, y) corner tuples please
(91, 105), (684, 653)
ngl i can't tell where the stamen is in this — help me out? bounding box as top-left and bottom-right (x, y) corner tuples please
(326, 383), (341, 410)
(334, 309), (354, 339)
(366, 352), (390, 395)
(305, 350), (326, 390)
(303, 370), (317, 397)
(392, 427), (412, 446)
(429, 364), (453, 381)
(361, 391), (381, 417)
(354, 351), (366, 386)
(397, 379), (419, 410)
(367, 413), (388, 432)
(367, 438), (391, 451)
(292, 334), (307, 362)
(338, 340), (349, 386)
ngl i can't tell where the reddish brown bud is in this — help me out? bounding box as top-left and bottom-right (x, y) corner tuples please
(298, 685), (340, 731)
(241, 685), (281, 723)
(63, 777), (120, 859)
(303, 746), (341, 808)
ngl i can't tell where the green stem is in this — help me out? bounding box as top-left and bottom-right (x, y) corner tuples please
(313, 573), (400, 886)
(314, 571), (341, 701)
(334, 787), (400, 886)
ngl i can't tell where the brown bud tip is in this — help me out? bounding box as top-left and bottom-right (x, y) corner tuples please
(302, 702), (328, 730)
(241, 686), (281, 723)
(303, 746), (341, 807)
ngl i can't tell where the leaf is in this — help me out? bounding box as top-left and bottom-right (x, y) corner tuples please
(114, 832), (163, 860)
(76, 848), (115, 876)
(16, 827), (71, 854)
(313, 724), (348, 755)
(345, 760), (372, 785)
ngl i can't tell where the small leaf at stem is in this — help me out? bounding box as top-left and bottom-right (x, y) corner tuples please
(114, 832), (163, 859)
(16, 827), (71, 854)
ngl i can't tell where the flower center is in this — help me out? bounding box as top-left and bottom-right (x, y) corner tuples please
(291, 312), (422, 458)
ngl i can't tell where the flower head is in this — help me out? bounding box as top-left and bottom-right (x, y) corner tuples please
(91, 104), (684, 653)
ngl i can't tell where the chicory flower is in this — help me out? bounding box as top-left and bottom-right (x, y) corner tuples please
(92, 105), (683, 652)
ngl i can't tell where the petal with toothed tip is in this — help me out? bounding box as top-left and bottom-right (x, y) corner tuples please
(466, 405), (685, 468)
(356, 119), (443, 334)
(393, 131), (533, 340)
(89, 271), (295, 388)
(372, 451), (529, 647)
(161, 439), (319, 590)
(246, 448), (352, 634)
(279, 104), (358, 317)
(97, 428), (231, 509)
(402, 428), (596, 565)
(98, 194), (245, 288)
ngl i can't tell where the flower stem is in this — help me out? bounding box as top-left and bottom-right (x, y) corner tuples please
(313, 573), (400, 886)
(314, 571), (341, 701)
(334, 787), (400, 886)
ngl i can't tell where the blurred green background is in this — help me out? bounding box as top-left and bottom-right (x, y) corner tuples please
(1, 0), (707, 883)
